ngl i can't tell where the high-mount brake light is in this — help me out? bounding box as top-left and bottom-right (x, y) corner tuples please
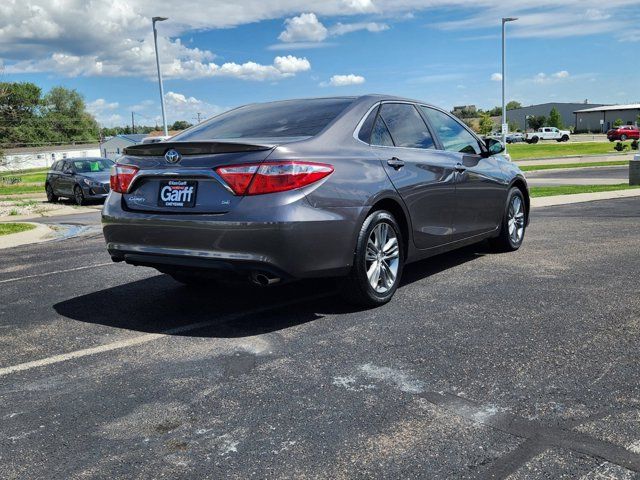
(215, 161), (333, 196)
(110, 164), (139, 193)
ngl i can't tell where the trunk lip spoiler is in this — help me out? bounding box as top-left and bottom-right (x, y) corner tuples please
(123, 140), (275, 157)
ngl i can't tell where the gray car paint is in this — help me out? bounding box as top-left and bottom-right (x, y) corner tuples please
(102, 94), (528, 280)
(47, 159), (112, 200)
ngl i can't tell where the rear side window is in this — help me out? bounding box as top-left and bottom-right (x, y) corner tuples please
(172, 98), (354, 141)
(420, 107), (482, 155)
(357, 106), (379, 143)
(370, 116), (394, 147)
(378, 103), (435, 149)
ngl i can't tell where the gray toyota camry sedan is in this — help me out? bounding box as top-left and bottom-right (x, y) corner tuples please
(102, 95), (529, 306)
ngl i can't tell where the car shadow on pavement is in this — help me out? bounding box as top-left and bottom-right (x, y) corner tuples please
(53, 244), (488, 338)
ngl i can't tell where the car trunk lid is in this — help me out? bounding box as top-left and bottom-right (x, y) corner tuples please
(119, 141), (275, 214)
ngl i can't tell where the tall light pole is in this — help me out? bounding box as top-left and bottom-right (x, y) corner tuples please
(152, 16), (169, 136)
(501, 17), (518, 147)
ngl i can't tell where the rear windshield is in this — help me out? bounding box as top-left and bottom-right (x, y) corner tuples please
(73, 159), (113, 173)
(172, 98), (354, 141)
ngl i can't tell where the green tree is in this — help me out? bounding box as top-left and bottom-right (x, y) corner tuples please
(508, 119), (520, 132)
(479, 113), (494, 135)
(42, 86), (99, 143)
(548, 107), (563, 129)
(527, 115), (546, 131)
(0, 82), (43, 145)
(613, 118), (624, 128)
(506, 101), (522, 110)
(170, 120), (193, 130)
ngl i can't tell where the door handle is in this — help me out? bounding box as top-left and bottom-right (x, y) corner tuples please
(387, 157), (405, 169)
(454, 162), (467, 172)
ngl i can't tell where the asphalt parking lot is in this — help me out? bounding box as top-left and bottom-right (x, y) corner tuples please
(1, 198), (639, 479)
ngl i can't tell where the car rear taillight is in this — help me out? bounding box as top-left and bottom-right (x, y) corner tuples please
(110, 165), (139, 193)
(215, 161), (334, 196)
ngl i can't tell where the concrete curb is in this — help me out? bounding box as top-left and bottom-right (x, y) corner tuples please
(0, 222), (54, 250)
(531, 188), (640, 208)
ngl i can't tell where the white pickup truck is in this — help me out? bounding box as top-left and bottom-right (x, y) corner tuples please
(525, 127), (570, 144)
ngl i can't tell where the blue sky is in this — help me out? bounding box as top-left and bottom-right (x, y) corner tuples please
(2, 0), (639, 126)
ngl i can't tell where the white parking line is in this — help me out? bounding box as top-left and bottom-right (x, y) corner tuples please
(0, 263), (114, 284)
(0, 294), (330, 378)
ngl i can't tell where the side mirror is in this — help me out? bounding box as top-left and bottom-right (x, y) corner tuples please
(485, 138), (505, 156)
(64, 168), (74, 175)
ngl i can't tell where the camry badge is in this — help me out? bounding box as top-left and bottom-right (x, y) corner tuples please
(164, 149), (181, 164)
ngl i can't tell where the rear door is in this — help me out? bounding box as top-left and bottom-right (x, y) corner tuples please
(420, 106), (505, 242)
(370, 102), (457, 250)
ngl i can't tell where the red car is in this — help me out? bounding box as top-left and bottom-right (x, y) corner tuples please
(607, 125), (640, 141)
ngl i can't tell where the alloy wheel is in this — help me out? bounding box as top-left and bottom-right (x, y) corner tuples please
(365, 222), (400, 293)
(507, 195), (525, 245)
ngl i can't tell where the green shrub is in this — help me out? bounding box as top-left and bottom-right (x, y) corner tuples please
(632, 140), (639, 151)
(614, 142), (628, 152)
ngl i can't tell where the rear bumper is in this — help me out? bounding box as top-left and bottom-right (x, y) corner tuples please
(102, 192), (365, 279)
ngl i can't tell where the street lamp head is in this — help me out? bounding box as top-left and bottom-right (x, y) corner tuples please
(152, 16), (168, 23)
(502, 17), (518, 23)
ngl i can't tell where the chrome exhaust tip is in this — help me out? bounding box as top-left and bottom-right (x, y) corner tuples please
(250, 272), (281, 287)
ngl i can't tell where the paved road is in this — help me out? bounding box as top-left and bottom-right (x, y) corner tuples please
(526, 166), (629, 186)
(1, 199), (639, 479)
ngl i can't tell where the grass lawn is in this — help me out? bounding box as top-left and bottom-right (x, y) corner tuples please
(520, 160), (630, 172)
(530, 184), (640, 198)
(0, 222), (36, 236)
(0, 168), (48, 184)
(0, 184), (45, 195)
(508, 142), (636, 160)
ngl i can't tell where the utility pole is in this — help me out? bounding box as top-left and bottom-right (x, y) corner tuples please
(196, 112), (202, 123)
(152, 16), (169, 137)
(131, 112), (135, 134)
(501, 17), (518, 148)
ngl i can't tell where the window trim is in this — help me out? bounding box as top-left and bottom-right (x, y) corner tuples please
(353, 100), (440, 151)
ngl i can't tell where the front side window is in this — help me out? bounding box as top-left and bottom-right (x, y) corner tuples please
(378, 103), (435, 149)
(173, 98), (354, 141)
(420, 106), (482, 155)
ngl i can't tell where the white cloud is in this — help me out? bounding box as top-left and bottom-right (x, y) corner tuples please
(278, 13), (328, 43)
(533, 70), (570, 84)
(163, 91), (227, 123)
(329, 22), (389, 36)
(491, 73), (502, 82)
(321, 74), (366, 87)
(1, 0), (639, 81)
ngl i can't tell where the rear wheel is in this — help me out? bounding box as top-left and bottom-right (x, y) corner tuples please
(45, 184), (58, 203)
(489, 187), (527, 252)
(73, 185), (85, 206)
(341, 210), (403, 307)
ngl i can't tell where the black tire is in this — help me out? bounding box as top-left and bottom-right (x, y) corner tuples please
(45, 184), (58, 203)
(489, 187), (527, 253)
(621, 134), (627, 141)
(562, 135), (570, 142)
(341, 210), (404, 307)
(73, 185), (85, 206)
(531, 136), (539, 144)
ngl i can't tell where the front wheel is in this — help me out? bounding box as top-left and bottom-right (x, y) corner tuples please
(341, 210), (403, 307)
(620, 134), (627, 141)
(531, 136), (539, 144)
(73, 185), (85, 206)
(562, 135), (570, 142)
(489, 187), (527, 252)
